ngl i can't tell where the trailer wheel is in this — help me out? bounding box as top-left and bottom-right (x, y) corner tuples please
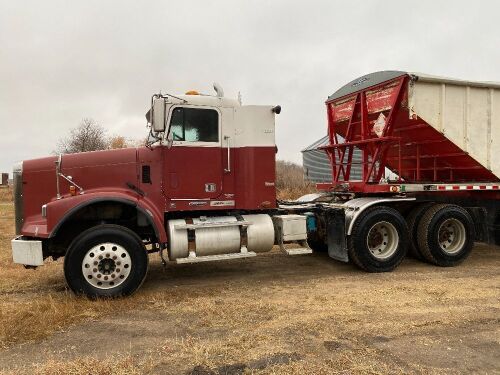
(348, 206), (408, 272)
(417, 204), (474, 266)
(406, 202), (434, 260)
(64, 224), (149, 298)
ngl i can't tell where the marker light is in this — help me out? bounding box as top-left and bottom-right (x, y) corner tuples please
(69, 185), (77, 196)
(185, 90), (200, 95)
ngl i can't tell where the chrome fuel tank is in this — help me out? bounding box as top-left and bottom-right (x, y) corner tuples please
(167, 214), (275, 260)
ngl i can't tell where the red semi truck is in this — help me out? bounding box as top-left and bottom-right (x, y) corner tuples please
(11, 71), (500, 297)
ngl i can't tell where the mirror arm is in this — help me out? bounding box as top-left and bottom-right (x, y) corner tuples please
(145, 128), (163, 149)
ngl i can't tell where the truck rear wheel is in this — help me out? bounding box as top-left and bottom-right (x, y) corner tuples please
(348, 206), (408, 272)
(406, 202), (434, 260)
(64, 225), (149, 298)
(417, 204), (474, 266)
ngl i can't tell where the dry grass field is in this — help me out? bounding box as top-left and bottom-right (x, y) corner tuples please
(0, 186), (499, 374)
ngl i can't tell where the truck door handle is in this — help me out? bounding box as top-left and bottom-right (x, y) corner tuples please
(224, 135), (231, 173)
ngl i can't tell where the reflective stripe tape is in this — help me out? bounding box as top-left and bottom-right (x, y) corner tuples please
(397, 183), (500, 192)
(435, 184), (500, 191)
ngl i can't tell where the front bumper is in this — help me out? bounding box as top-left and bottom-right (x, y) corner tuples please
(11, 236), (44, 266)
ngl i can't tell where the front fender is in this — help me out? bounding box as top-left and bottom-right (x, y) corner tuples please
(40, 190), (166, 243)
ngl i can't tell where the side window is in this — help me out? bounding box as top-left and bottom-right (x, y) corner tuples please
(170, 108), (184, 141)
(169, 107), (219, 142)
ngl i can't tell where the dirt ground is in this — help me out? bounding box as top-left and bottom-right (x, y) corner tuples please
(0, 193), (499, 374)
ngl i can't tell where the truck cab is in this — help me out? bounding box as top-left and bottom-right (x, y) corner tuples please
(145, 92), (278, 211)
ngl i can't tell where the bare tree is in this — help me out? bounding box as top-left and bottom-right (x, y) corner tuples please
(55, 118), (109, 154)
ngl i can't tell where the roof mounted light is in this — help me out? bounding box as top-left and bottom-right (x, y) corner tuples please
(185, 90), (200, 95)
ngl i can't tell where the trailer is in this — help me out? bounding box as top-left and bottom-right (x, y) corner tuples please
(10, 72), (500, 297)
(308, 70), (500, 270)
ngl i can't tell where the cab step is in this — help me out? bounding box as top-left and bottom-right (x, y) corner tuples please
(283, 247), (313, 256)
(278, 240), (313, 256)
(175, 251), (257, 264)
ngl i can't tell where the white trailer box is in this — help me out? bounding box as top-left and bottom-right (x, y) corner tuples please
(408, 73), (500, 178)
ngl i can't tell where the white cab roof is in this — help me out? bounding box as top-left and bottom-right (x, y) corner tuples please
(171, 94), (240, 108)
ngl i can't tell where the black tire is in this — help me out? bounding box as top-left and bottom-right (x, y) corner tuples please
(348, 206), (408, 272)
(406, 202), (435, 260)
(417, 204), (474, 267)
(307, 235), (328, 252)
(64, 224), (149, 298)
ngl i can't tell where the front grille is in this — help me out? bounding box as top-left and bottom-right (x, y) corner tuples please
(13, 162), (23, 235)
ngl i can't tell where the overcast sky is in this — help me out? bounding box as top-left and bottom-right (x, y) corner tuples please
(1, 0), (499, 174)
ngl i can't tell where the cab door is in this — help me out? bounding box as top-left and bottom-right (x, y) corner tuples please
(163, 106), (223, 201)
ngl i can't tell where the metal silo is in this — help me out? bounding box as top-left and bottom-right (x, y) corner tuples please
(302, 135), (363, 183)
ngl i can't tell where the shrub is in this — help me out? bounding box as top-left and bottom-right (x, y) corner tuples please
(0, 186), (12, 203)
(275, 160), (316, 201)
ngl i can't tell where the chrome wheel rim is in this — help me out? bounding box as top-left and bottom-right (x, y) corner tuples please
(81, 243), (132, 289)
(438, 218), (466, 254)
(367, 221), (399, 260)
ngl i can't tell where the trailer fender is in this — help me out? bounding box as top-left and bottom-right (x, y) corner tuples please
(344, 197), (415, 236)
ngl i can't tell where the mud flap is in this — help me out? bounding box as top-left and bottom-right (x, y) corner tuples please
(327, 210), (348, 262)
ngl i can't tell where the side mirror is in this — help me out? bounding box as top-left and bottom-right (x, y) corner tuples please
(152, 98), (166, 132)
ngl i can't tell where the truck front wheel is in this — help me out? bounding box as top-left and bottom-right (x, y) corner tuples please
(64, 225), (149, 298)
(348, 206), (408, 272)
(417, 204), (474, 266)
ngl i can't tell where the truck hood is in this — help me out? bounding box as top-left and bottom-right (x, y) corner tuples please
(20, 148), (139, 229)
(58, 148), (138, 171)
(23, 148), (138, 173)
